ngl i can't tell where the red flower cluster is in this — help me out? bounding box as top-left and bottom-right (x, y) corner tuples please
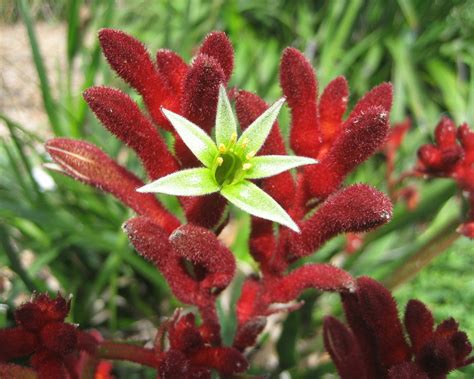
(154, 311), (247, 378)
(0, 293), (97, 378)
(417, 117), (474, 238)
(44, 29), (396, 361)
(324, 277), (473, 379)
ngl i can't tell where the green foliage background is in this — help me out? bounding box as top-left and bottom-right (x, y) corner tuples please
(1, 0), (473, 377)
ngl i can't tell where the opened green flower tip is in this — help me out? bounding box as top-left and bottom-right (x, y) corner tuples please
(138, 85), (318, 232)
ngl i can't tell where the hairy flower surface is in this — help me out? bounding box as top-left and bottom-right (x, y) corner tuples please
(417, 118), (474, 238)
(323, 277), (473, 379)
(138, 85), (317, 231)
(0, 293), (98, 379)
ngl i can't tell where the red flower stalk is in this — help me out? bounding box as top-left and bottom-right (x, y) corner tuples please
(323, 277), (473, 379)
(0, 293), (98, 379)
(416, 118), (474, 238)
(154, 311), (248, 379)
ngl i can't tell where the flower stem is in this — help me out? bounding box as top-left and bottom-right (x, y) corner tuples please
(96, 341), (162, 368)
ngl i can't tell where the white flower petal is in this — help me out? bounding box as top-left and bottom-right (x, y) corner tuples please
(221, 180), (300, 232)
(215, 84), (238, 146)
(137, 168), (219, 196)
(162, 108), (217, 167)
(237, 97), (285, 154)
(245, 155), (318, 179)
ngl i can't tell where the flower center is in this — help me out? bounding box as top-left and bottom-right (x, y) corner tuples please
(214, 151), (244, 186)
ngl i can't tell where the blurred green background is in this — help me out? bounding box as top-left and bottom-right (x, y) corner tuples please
(1, 0), (473, 377)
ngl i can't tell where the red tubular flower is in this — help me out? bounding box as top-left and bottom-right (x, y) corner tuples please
(0, 293), (98, 379)
(323, 277), (473, 379)
(45, 138), (180, 234)
(416, 118), (474, 238)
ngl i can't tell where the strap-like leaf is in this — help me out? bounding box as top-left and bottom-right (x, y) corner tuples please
(215, 85), (237, 146)
(138, 168), (219, 196)
(162, 108), (218, 167)
(237, 98), (285, 155)
(221, 181), (299, 232)
(246, 155), (318, 179)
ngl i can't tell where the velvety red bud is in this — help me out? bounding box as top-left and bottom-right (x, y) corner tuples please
(280, 47), (321, 159)
(124, 217), (198, 305)
(190, 346), (248, 375)
(306, 106), (390, 199)
(356, 277), (411, 368)
(417, 144), (442, 168)
(235, 90), (294, 208)
(270, 264), (355, 303)
(388, 362), (429, 379)
(46, 138), (180, 233)
(318, 76), (349, 146)
(416, 339), (456, 377)
(404, 300), (434, 355)
(198, 31), (234, 82)
(435, 117), (457, 148)
(98, 29), (173, 129)
(182, 54), (226, 133)
(233, 317), (267, 351)
(0, 327), (37, 361)
(349, 82), (393, 119)
(323, 316), (367, 379)
(83, 87), (179, 180)
(156, 49), (188, 94)
(40, 322), (78, 355)
(169, 224), (236, 294)
(289, 184), (392, 258)
(15, 293), (70, 331)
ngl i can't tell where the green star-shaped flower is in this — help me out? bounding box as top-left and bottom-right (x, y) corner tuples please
(138, 85), (317, 232)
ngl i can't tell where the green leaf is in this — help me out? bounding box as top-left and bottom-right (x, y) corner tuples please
(246, 155), (318, 179)
(215, 84), (237, 146)
(162, 108), (218, 167)
(237, 97), (285, 154)
(138, 168), (219, 196)
(221, 180), (299, 232)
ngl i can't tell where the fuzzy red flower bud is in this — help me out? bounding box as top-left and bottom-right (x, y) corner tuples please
(198, 31), (234, 83)
(306, 105), (390, 199)
(290, 184), (392, 258)
(280, 47), (321, 159)
(318, 76), (349, 149)
(323, 316), (367, 379)
(156, 49), (188, 94)
(0, 328), (37, 361)
(83, 86), (179, 180)
(269, 264), (355, 303)
(404, 300), (434, 355)
(190, 346), (248, 375)
(46, 138), (180, 233)
(98, 29), (174, 129)
(349, 82), (393, 119)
